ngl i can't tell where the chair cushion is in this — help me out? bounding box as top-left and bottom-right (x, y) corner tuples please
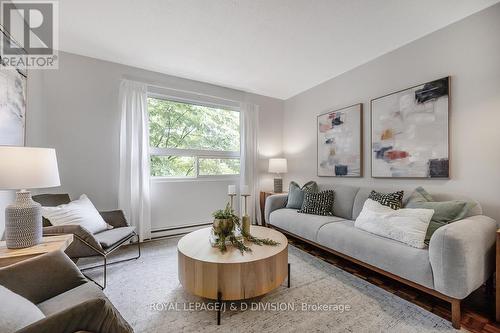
(269, 208), (346, 242)
(316, 220), (434, 288)
(42, 194), (110, 234)
(37, 282), (104, 316)
(94, 227), (136, 249)
(0, 285), (45, 332)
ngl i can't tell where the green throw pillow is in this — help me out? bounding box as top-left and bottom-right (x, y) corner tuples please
(286, 181), (318, 209)
(406, 187), (473, 245)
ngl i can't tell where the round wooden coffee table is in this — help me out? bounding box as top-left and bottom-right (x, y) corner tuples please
(178, 226), (288, 302)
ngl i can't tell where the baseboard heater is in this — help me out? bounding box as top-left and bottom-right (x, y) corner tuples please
(151, 222), (212, 239)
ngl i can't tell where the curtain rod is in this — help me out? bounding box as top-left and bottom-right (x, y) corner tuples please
(121, 75), (243, 104)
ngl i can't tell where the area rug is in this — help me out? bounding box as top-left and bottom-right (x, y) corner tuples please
(82, 237), (458, 332)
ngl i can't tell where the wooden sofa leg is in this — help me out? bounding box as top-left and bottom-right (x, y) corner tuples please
(451, 299), (461, 329)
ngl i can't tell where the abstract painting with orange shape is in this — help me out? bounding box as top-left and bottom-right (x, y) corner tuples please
(317, 104), (362, 177)
(371, 77), (449, 178)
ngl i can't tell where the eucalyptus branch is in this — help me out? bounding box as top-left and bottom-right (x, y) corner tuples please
(242, 230), (280, 247)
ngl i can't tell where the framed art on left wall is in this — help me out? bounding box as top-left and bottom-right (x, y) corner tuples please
(317, 103), (363, 177)
(0, 27), (27, 146)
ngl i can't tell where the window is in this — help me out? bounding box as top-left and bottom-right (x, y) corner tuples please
(148, 97), (240, 178)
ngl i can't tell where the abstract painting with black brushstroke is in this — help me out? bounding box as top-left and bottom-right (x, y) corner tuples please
(0, 28), (27, 146)
(317, 104), (362, 177)
(371, 77), (449, 178)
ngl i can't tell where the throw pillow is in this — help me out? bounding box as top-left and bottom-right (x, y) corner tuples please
(406, 186), (473, 245)
(368, 190), (404, 210)
(0, 285), (45, 332)
(42, 194), (110, 234)
(286, 181), (319, 209)
(298, 190), (334, 216)
(355, 199), (434, 249)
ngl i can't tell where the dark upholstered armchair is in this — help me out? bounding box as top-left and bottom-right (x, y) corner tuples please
(33, 194), (141, 289)
(0, 251), (133, 333)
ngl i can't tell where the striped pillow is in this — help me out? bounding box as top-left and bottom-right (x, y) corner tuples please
(298, 190), (334, 216)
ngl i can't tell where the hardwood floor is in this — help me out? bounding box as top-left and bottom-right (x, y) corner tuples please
(286, 235), (500, 333)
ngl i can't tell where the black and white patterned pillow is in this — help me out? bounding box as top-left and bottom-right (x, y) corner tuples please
(298, 190), (334, 216)
(368, 190), (404, 210)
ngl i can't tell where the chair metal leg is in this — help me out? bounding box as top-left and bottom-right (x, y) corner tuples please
(80, 234), (140, 289)
(103, 256), (107, 289)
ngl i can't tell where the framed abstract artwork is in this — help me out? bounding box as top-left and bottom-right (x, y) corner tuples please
(371, 77), (450, 178)
(317, 103), (362, 177)
(0, 27), (27, 146)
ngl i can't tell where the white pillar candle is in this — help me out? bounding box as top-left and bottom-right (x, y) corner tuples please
(241, 185), (249, 195)
(228, 185), (236, 195)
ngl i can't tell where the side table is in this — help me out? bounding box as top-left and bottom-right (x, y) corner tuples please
(0, 234), (73, 267)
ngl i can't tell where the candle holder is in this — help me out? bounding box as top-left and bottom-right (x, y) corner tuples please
(228, 194), (237, 209)
(241, 194), (251, 235)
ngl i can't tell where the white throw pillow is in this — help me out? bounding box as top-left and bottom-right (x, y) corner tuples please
(354, 199), (434, 249)
(0, 285), (45, 333)
(42, 194), (109, 234)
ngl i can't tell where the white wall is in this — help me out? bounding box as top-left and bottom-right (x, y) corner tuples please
(33, 52), (283, 232)
(283, 4), (500, 221)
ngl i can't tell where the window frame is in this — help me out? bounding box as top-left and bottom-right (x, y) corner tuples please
(147, 93), (241, 181)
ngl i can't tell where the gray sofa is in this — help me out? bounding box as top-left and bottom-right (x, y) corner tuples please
(265, 184), (498, 329)
(0, 251), (133, 333)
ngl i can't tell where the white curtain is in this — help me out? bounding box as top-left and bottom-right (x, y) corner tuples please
(118, 80), (151, 241)
(240, 103), (260, 225)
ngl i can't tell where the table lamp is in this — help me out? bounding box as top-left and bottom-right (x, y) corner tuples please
(0, 147), (61, 249)
(268, 158), (287, 193)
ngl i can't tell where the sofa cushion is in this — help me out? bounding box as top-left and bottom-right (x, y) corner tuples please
(94, 226), (136, 249)
(319, 184), (359, 220)
(355, 199), (434, 249)
(352, 188), (412, 219)
(0, 285), (45, 332)
(368, 190), (404, 210)
(316, 220), (434, 289)
(37, 282), (105, 316)
(406, 187), (473, 245)
(269, 208), (346, 242)
(286, 181), (318, 209)
(298, 190), (334, 216)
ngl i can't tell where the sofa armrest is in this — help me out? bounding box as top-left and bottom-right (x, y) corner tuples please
(17, 298), (133, 333)
(43, 225), (103, 256)
(0, 251), (87, 304)
(429, 215), (497, 299)
(99, 210), (129, 228)
(264, 194), (288, 225)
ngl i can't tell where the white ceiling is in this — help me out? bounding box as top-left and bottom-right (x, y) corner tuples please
(58, 0), (499, 99)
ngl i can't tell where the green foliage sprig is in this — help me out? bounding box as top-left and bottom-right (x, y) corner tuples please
(242, 230), (280, 247)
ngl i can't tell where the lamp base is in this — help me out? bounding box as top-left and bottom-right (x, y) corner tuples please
(273, 178), (283, 193)
(5, 190), (42, 249)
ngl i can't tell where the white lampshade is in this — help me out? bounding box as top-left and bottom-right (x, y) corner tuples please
(268, 158), (288, 174)
(0, 147), (61, 190)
